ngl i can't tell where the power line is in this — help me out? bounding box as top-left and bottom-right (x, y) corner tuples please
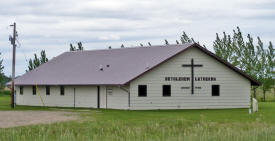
(16, 37), (28, 63)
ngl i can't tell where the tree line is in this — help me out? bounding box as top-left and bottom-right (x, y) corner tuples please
(213, 27), (274, 101)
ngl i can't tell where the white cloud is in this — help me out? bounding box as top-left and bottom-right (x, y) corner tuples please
(98, 34), (121, 41)
(0, 0), (274, 76)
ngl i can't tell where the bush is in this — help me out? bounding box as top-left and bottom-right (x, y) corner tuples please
(0, 90), (10, 96)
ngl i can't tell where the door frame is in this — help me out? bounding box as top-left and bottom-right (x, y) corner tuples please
(97, 86), (100, 108)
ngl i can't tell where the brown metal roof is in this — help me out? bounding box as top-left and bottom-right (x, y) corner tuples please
(13, 43), (259, 86)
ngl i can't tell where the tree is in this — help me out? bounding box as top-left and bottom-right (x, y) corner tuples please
(148, 42), (152, 46)
(213, 27), (274, 101)
(77, 42), (84, 50)
(27, 59), (34, 71)
(140, 43), (143, 47)
(33, 54), (41, 68)
(121, 44), (125, 48)
(70, 42), (84, 51)
(0, 52), (4, 89)
(70, 43), (76, 51)
(180, 31), (206, 47)
(176, 40), (180, 44)
(164, 39), (169, 45)
(3, 75), (11, 86)
(40, 50), (48, 64)
(26, 50), (49, 72)
(180, 31), (196, 44)
(266, 42), (275, 97)
(255, 40), (274, 101)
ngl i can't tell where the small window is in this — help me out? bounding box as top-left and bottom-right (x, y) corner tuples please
(46, 86), (50, 95)
(32, 86), (36, 95)
(20, 86), (23, 95)
(212, 85), (220, 96)
(60, 86), (64, 95)
(138, 85), (147, 97)
(163, 85), (171, 97)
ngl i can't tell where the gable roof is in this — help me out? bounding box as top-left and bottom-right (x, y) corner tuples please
(13, 43), (260, 86)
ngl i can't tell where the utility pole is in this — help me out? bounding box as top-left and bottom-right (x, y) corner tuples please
(10, 22), (17, 109)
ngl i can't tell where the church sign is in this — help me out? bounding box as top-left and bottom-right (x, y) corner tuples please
(164, 58), (216, 94)
(165, 77), (216, 82)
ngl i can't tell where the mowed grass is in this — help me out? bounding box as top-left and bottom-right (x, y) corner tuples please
(0, 91), (275, 141)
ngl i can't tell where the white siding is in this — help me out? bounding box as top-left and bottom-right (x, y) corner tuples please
(74, 86), (97, 108)
(129, 47), (251, 110)
(100, 86), (129, 109)
(15, 85), (98, 108)
(15, 85), (129, 109)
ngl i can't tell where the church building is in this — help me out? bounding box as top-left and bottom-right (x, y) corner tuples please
(13, 43), (259, 110)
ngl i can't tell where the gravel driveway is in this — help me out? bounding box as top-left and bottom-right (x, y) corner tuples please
(0, 111), (77, 128)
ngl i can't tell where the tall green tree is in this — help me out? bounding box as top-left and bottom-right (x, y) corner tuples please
(266, 42), (275, 96)
(27, 50), (48, 72)
(255, 40), (274, 101)
(0, 52), (4, 89)
(70, 42), (84, 51)
(213, 27), (274, 101)
(28, 59), (34, 71)
(33, 54), (41, 68)
(213, 31), (240, 67)
(40, 50), (48, 64)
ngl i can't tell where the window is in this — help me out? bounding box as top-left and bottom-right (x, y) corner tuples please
(32, 85), (36, 95)
(46, 86), (50, 95)
(60, 86), (64, 95)
(212, 85), (220, 96)
(20, 86), (23, 95)
(163, 85), (171, 97)
(138, 85), (147, 97)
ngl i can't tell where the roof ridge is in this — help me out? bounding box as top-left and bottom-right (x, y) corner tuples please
(65, 44), (191, 53)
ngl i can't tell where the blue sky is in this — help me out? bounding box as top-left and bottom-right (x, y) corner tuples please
(0, 0), (274, 76)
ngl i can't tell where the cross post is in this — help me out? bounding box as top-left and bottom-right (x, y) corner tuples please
(182, 58), (203, 94)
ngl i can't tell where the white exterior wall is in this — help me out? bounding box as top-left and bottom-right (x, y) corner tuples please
(129, 47), (251, 110)
(15, 85), (129, 109)
(102, 86), (129, 109)
(15, 85), (97, 108)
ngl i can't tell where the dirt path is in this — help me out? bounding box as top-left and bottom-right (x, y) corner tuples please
(0, 111), (77, 128)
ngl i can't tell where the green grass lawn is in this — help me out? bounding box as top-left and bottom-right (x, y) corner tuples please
(0, 91), (275, 141)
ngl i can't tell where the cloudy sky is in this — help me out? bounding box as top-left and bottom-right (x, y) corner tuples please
(0, 0), (274, 76)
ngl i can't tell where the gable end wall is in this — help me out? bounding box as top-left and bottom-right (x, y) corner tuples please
(129, 47), (251, 110)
